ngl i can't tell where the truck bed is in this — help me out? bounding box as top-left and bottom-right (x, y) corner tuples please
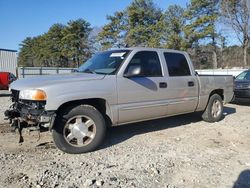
(196, 74), (234, 111)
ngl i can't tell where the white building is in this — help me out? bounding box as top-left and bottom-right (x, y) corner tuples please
(0, 48), (18, 75)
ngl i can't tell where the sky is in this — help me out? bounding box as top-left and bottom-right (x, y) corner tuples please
(0, 0), (237, 51)
(0, 0), (189, 51)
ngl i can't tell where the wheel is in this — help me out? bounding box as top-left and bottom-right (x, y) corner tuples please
(52, 105), (106, 154)
(202, 94), (223, 122)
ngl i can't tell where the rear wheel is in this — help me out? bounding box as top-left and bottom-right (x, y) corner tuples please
(52, 105), (106, 154)
(202, 94), (223, 122)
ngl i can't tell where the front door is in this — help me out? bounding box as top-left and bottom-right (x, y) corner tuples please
(117, 50), (168, 124)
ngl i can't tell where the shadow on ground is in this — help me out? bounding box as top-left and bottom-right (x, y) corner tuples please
(233, 169), (250, 188)
(101, 106), (236, 150)
(36, 141), (56, 149)
(223, 106), (236, 116)
(25, 106), (235, 151)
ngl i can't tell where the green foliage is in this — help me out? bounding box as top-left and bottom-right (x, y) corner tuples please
(98, 0), (164, 48)
(96, 0), (235, 68)
(61, 19), (92, 67)
(19, 19), (92, 67)
(98, 0), (220, 52)
(163, 5), (186, 50)
(183, 0), (219, 48)
(18, 36), (45, 67)
(125, 0), (164, 47)
(98, 11), (126, 50)
(18, 0), (249, 69)
(44, 24), (66, 66)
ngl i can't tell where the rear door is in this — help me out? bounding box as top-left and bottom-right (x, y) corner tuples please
(116, 50), (169, 124)
(163, 52), (199, 115)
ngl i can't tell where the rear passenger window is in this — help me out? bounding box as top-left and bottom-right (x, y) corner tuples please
(126, 51), (162, 77)
(164, 52), (191, 76)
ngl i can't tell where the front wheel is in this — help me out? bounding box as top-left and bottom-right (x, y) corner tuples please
(202, 94), (223, 123)
(52, 105), (106, 154)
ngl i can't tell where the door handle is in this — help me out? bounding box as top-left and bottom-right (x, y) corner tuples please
(159, 82), (167, 88)
(188, 81), (194, 87)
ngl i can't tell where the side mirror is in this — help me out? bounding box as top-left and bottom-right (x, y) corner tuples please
(8, 74), (16, 83)
(124, 65), (142, 78)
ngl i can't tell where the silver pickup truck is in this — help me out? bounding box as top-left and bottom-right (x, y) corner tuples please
(5, 47), (234, 154)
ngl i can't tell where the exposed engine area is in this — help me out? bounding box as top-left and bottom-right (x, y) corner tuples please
(4, 90), (54, 143)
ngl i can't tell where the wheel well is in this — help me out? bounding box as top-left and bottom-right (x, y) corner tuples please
(56, 98), (112, 127)
(209, 89), (224, 100)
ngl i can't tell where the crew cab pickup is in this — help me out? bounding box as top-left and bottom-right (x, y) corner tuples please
(5, 48), (234, 154)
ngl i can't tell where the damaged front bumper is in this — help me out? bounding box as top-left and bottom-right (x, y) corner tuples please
(4, 89), (56, 142)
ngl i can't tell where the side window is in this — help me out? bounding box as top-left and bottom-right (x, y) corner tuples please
(125, 51), (162, 77)
(164, 52), (191, 76)
(9, 73), (16, 82)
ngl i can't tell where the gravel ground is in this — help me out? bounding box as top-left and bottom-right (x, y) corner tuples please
(0, 90), (11, 125)
(0, 91), (250, 188)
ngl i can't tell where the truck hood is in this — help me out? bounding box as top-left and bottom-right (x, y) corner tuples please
(10, 73), (105, 91)
(234, 80), (250, 89)
(234, 80), (250, 84)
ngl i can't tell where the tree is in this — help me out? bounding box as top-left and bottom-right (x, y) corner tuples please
(98, 0), (164, 48)
(184, 0), (220, 68)
(18, 37), (35, 67)
(221, 0), (250, 67)
(98, 11), (126, 50)
(44, 24), (66, 67)
(125, 0), (164, 47)
(19, 36), (46, 67)
(62, 19), (93, 67)
(18, 19), (93, 67)
(163, 5), (186, 50)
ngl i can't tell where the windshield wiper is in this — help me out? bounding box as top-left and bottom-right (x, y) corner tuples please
(72, 69), (79, 72)
(82, 69), (96, 74)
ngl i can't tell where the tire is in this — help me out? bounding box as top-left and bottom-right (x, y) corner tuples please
(52, 104), (106, 154)
(202, 94), (223, 123)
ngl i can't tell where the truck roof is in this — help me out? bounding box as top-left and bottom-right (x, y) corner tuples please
(108, 47), (186, 54)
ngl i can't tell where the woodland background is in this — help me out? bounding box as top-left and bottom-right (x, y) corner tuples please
(18, 0), (250, 69)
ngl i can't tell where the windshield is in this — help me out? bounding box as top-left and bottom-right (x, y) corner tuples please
(78, 50), (131, 75)
(236, 70), (250, 80)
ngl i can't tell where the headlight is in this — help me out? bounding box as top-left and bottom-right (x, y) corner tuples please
(19, 89), (47, 101)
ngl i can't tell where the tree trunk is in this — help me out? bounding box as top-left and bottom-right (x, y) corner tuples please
(243, 39), (248, 68)
(220, 47), (225, 68)
(211, 35), (217, 69)
(76, 57), (80, 68)
(212, 50), (218, 69)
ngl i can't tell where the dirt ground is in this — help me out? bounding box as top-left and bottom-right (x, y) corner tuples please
(0, 91), (250, 188)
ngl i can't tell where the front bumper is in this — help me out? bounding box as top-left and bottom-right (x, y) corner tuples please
(234, 89), (250, 99)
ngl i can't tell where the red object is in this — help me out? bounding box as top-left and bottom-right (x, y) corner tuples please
(0, 72), (16, 90)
